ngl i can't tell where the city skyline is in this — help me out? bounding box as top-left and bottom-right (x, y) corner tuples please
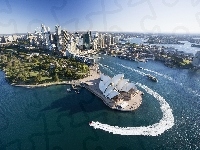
(1, 0), (200, 34)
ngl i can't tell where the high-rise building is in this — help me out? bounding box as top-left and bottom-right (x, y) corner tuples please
(111, 36), (115, 45)
(55, 25), (61, 36)
(114, 36), (119, 44)
(40, 24), (51, 49)
(61, 30), (70, 51)
(55, 25), (62, 50)
(82, 32), (91, 50)
(98, 34), (105, 48)
(92, 38), (98, 50)
(104, 34), (111, 46)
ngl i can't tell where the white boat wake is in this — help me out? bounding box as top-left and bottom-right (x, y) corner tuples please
(89, 83), (174, 136)
(143, 68), (173, 81)
(116, 63), (147, 76)
(99, 63), (115, 75)
(140, 68), (200, 97)
(116, 63), (200, 97)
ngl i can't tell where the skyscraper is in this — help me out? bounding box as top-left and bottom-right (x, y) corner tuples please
(55, 25), (61, 36)
(61, 30), (69, 51)
(55, 25), (62, 50)
(40, 24), (51, 49)
(82, 32), (91, 50)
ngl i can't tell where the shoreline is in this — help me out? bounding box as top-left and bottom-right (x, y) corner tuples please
(11, 81), (75, 88)
(2, 65), (98, 88)
(2, 64), (143, 111)
(1, 72), (85, 88)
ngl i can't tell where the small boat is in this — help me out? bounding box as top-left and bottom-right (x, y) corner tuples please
(75, 90), (80, 94)
(137, 66), (143, 69)
(146, 74), (158, 82)
(66, 88), (71, 92)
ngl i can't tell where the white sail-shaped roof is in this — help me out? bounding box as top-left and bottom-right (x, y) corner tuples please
(107, 90), (120, 99)
(104, 79), (112, 88)
(99, 81), (105, 93)
(100, 74), (104, 80)
(102, 84), (108, 93)
(116, 79), (129, 91)
(121, 83), (136, 92)
(99, 74), (138, 100)
(104, 85), (115, 97)
(112, 74), (124, 85)
(100, 74), (111, 84)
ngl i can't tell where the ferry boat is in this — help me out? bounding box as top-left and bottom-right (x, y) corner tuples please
(137, 66), (143, 70)
(146, 74), (158, 82)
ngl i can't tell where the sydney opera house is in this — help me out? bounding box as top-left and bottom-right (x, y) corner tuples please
(98, 74), (143, 110)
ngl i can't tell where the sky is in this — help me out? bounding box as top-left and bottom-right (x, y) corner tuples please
(1, 0), (200, 34)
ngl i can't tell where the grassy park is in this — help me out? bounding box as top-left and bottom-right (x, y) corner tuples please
(0, 47), (90, 85)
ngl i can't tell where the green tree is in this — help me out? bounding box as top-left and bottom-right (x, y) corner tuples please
(53, 73), (59, 82)
(35, 73), (42, 84)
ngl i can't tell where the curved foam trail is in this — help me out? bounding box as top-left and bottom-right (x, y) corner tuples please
(99, 63), (116, 75)
(143, 68), (173, 81)
(89, 83), (174, 136)
(142, 68), (200, 97)
(116, 63), (147, 76)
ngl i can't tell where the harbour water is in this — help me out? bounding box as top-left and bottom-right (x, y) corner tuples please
(128, 37), (199, 54)
(0, 55), (200, 149)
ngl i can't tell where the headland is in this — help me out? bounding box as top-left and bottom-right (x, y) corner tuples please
(9, 64), (143, 111)
(80, 65), (143, 111)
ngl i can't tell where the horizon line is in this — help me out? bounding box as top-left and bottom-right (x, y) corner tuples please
(1, 31), (200, 35)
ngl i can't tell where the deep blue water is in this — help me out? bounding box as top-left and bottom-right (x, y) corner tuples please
(0, 56), (200, 150)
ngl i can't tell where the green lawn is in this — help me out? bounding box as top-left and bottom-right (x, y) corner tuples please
(29, 71), (38, 77)
(41, 76), (52, 81)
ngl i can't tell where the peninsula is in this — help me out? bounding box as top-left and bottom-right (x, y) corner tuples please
(0, 49), (143, 111)
(0, 42), (143, 111)
(80, 65), (143, 111)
